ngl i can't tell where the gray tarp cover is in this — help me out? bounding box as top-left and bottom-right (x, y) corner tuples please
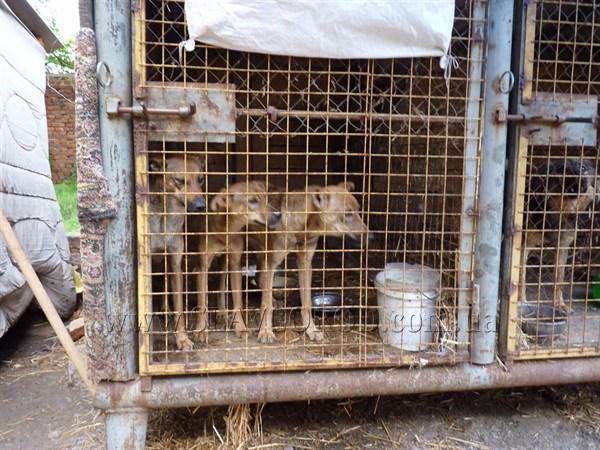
(0, 0), (75, 337)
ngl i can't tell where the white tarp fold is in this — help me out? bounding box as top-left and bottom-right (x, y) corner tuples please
(185, 0), (455, 60)
(0, 0), (75, 337)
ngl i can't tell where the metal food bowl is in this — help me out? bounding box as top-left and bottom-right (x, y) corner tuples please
(518, 303), (568, 343)
(311, 292), (342, 314)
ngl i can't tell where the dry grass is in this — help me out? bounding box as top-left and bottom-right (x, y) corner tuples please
(551, 385), (600, 434)
(0, 335), (70, 386)
(139, 384), (600, 448)
(146, 403), (266, 450)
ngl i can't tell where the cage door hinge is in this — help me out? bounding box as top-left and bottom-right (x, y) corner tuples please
(106, 97), (196, 118)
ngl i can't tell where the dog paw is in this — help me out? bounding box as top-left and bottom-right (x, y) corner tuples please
(194, 330), (209, 344)
(558, 302), (574, 315)
(176, 333), (194, 351)
(217, 312), (229, 328)
(306, 327), (323, 342)
(257, 328), (276, 344)
(234, 323), (250, 338)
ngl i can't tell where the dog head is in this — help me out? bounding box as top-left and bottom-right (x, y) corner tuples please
(310, 181), (373, 244)
(149, 155), (206, 213)
(210, 181), (282, 227)
(531, 159), (595, 216)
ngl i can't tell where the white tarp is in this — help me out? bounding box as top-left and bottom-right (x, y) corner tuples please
(184, 0), (455, 60)
(0, 0), (75, 337)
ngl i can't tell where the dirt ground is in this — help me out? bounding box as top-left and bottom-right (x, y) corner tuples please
(1, 311), (600, 450)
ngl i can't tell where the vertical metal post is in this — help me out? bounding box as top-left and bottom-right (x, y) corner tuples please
(94, 0), (137, 378)
(105, 408), (148, 449)
(458, 0), (487, 351)
(499, 0), (530, 364)
(471, 0), (515, 364)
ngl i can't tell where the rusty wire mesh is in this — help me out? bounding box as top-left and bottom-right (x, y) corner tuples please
(511, 0), (600, 359)
(135, 0), (483, 375)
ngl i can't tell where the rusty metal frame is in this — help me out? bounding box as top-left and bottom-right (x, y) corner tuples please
(133, 0), (153, 377)
(95, 357), (600, 411)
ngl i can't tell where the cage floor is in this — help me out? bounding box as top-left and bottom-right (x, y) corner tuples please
(518, 281), (600, 353)
(146, 311), (459, 373)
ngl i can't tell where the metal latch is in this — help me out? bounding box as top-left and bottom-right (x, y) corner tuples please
(117, 83), (236, 143)
(494, 92), (597, 146)
(496, 112), (595, 125)
(106, 97), (196, 118)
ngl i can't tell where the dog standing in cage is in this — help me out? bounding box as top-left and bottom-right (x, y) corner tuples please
(250, 181), (373, 344)
(194, 181), (282, 345)
(148, 155), (206, 351)
(520, 159), (595, 314)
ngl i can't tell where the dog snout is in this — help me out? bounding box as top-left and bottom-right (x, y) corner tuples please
(187, 197), (206, 212)
(268, 212), (282, 227)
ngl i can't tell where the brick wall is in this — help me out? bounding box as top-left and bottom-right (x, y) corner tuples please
(46, 74), (75, 183)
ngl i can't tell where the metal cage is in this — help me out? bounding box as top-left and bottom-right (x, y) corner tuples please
(504, 0), (600, 361)
(133, 0), (485, 375)
(83, 0), (600, 447)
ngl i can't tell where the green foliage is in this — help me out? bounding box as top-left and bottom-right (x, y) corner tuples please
(46, 17), (74, 74)
(54, 177), (80, 234)
(47, 38), (75, 74)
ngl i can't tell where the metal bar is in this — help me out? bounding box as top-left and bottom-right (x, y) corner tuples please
(499, 0), (528, 366)
(238, 107), (466, 124)
(503, 136), (529, 362)
(133, 0), (153, 379)
(94, 358), (600, 410)
(105, 407), (148, 450)
(471, 0), (515, 365)
(107, 100), (197, 117)
(457, 0), (487, 352)
(94, 0), (137, 380)
(520, 1), (537, 104)
(504, 114), (595, 124)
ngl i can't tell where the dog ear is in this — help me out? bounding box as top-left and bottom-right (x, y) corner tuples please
(187, 155), (205, 171)
(253, 181), (267, 192)
(311, 187), (328, 210)
(338, 181), (355, 192)
(210, 193), (228, 211)
(149, 158), (162, 172)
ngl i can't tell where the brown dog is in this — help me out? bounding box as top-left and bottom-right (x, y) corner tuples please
(251, 181), (372, 343)
(520, 159), (595, 313)
(148, 154), (206, 351)
(194, 181), (281, 344)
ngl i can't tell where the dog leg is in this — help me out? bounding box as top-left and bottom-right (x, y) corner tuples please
(229, 240), (249, 338)
(258, 250), (286, 343)
(171, 253), (194, 351)
(296, 244), (323, 342)
(217, 255), (229, 327)
(194, 251), (213, 343)
(554, 233), (575, 314)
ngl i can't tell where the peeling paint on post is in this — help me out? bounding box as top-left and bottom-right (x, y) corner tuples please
(472, 0), (515, 364)
(94, 0), (137, 379)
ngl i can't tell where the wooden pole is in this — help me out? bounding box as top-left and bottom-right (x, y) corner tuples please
(0, 209), (95, 393)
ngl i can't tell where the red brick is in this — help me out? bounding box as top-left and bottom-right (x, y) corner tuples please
(46, 75), (76, 183)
